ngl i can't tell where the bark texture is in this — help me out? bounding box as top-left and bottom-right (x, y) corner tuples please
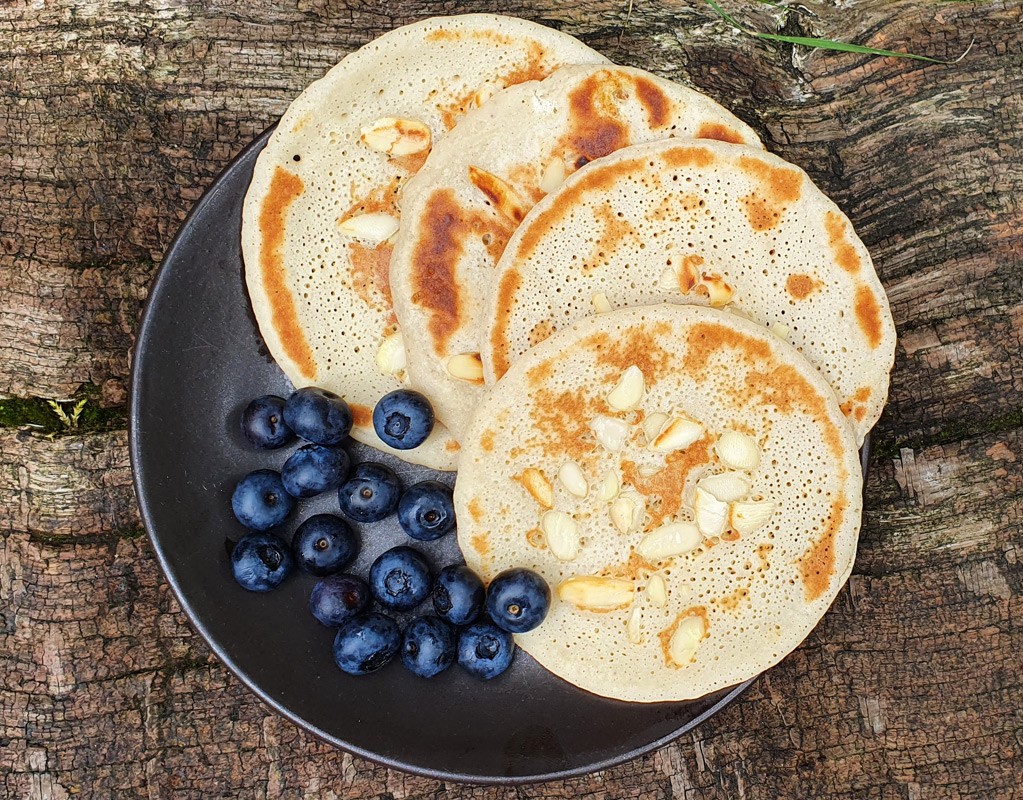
(1, 0), (1021, 797)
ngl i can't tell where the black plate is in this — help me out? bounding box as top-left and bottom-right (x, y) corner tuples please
(130, 128), (866, 783)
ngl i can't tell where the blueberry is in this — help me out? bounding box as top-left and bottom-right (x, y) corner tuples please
(284, 387), (353, 446)
(231, 469), (295, 530)
(457, 620), (515, 680)
(281, 444), (349, 499)
(400, 615), (457, 678)
(230, 532), (294, 591)
(333, 612), (400, 675)
(241, 395), (295, 449)
(369, 546), (432, 610)
(292, 514), (358, 576)
(372, 390), (434, 450)
(397, 481), (455, 541)
(338, 462), (401, 523)
(485, 568), (551, 634)
(309, 574), (369, 626)
(432, 565), (485, 626)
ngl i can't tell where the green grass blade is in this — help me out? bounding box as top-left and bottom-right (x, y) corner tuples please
(705, 0), (969, 65)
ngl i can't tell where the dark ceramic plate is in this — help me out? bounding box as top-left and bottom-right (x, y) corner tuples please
(130, 128), (868, 784)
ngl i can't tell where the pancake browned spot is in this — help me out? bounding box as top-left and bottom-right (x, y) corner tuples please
(696, 121), (745, 144)
(350, 403), (372, 429)
(657, 607), (709, 668)
(592, 321), (674, 383)
(412, 188), (513, 355)
(823, 210), (862, 275)
(584, 203), (639, 273)
(663, 145), (715, 169)
(620, 437), (713, 528)
(526, 358), (555, 389)
(737, 155), (802, 231)
(349, 241), (395, 320)
(684, 321), (773, 381)
(632, 74), (672, 128)
(558, 70), (631, 168)
(530, 387), (595, 462)
(339, 177), (401, 222)
(786, 273), (823, 300)
(855, 284), (883, 348)
(471, 533), (490, 556)
(489, 267), (523, 378)
(800, 498), (846, 601)
(468, 498), (484, 522)
(259, 166), (316, 379)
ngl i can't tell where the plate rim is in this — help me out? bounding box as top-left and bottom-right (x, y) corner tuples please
(129, 124), (874, 785)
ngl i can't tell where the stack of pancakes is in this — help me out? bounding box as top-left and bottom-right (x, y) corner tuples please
(242, 14), (895, 702)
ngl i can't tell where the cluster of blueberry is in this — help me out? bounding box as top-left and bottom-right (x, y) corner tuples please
(227, 386), (551, 680)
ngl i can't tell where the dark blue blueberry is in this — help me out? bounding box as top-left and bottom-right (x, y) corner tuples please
(432, 565), (485, 626)
(372, 390), (434, 450)
(309, 573), (369, 627)
(283, 387), (353, 446)
(231, 469), (295, 531)
(369, 546), (432, 610)
(241, 395), (295, 449)
(333, 612), (401, 675)
(230, 532), (294, 591)
(337, 462), (401, 523)
(457, 620), (515, 680)
(397, 480), (455, 541)
(281, 444), (349, 499)
(401, 615), (457, 678)
(292, 514), (358, 576)
(485, 568), (551, 634)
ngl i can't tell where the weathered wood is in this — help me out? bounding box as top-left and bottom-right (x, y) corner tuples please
(2, 0), (1022, 797)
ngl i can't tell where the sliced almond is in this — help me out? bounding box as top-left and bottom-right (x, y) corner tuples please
(678, 255), (702, 294)
(591, 414), (630, 452)
(668, 614), (706, 666)
(558, 461), (588, 498)
(597, 471), (620, 502)
(446, 352), (484, 384)
(468, 165), (530, 223)
(337, 212), (399, 244)
(359, 116), (432, 156)
(539, 157), (567, 194)
(558, 576), (634, 611)
(659, 265), (678, 291)
(591, 292), (612, 314)
(769, 321), (790, 341)
(641, 411), (669, 444)
(647, 573), (668, 607)
(516, 468), (553, 509)
(375, 329), (406, 375)
(693, 487), (728, 537)
(606, 365), (645, 412)
(715, 430), (761, 471)
(651, 415), (704, 452)
(698, 471), (751, 503)
(541, 510), (580, 561)
(610, 495), (636, 534)
(626, 605), (644, 644)
(695, 272), (734, 307)
(636, 522), (702, 562)
(730, 499), (776, 536)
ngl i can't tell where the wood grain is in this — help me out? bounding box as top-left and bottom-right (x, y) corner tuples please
(1, 0), (1021, 797)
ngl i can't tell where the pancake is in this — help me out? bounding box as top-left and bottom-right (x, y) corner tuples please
(241, 14), (606, 469)
(454, 304), (862, 702)
(483, 139), (896, 445)
(389, 64), (762, 441)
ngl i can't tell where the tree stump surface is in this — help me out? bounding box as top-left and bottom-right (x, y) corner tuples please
(2, 1), (1021, 797)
